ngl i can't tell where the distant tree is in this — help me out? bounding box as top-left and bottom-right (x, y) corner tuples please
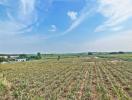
(57, 56), (60, 61)
(88, 52), (93, 55)
(0, 57), (7, 62)
(19, 54), (27, 58)
(109, 52), (118, 54)
(37, 52), (41, 59)
(30, 56), (37, 59)
(7, 55), (10, 59)
(118, 51), (125, 54)
(77, 56), (80, 58)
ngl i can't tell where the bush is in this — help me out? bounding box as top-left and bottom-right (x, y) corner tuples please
(0, 57), (7, 63)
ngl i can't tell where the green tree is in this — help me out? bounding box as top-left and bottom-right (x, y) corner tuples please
(19, 54), (27, 58)
(0, 57), (7, 62)
(57, 56), (60, 61)
(88, 52), (93, 55)
(37, 52), (41, 59)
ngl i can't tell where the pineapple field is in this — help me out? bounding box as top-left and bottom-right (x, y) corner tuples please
(0, 57), (132, 100)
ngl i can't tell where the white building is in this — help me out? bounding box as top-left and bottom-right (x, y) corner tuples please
(15, 58), (27, 62)
(0, 55), (19, 59)
(10, 56), (19, 59)
(0, 56), (8, 59)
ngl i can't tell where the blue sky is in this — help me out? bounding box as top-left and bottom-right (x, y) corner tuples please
(0, 0), (132, 53)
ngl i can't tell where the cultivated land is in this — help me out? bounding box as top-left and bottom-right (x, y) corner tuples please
(0, 56), (132, 100)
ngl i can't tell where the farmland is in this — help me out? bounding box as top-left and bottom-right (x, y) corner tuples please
(0, 56), (132, 100)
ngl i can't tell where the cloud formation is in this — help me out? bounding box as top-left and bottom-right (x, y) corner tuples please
(62, 0), (96, 35)
(0, 0), (38, 35)
(67, 11), (78, 21)
(0, 0), (132, 53)
(95, 0), (132, 32)
(20, 0), (35, 15)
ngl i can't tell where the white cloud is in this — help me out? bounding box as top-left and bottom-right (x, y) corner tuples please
(0, 0), (38, 34)
(20, 0), (35, 15)
(96, 0), (132, 32)
(67, 11), (78, 21)
(18, 0), (37, 27)
(64, 8), (95, 34)
(61, 1), (97, 35)
(49, 25), (57, 32)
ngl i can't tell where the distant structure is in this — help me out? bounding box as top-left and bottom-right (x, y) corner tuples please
(0, 54), (26, 63)
(0, 52), (42, 63)
(0, 54), (19, 60)
(15, 58), (27, 62)
(0, 56), (8, 59)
